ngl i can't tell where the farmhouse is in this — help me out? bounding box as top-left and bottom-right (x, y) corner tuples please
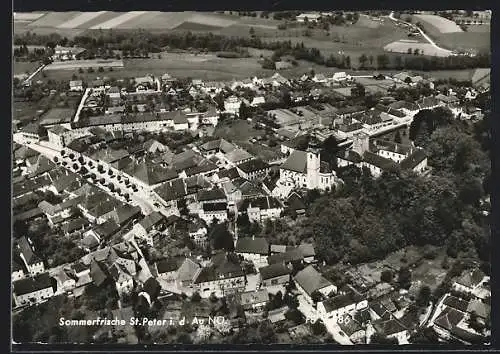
(175, 258), (201, 289)
(69, 80), (84, 92)
(296, 13), (322, 22)
(53, 45), (85, 61)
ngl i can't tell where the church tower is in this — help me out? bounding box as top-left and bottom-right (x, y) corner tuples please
(306, 135), (321, 190)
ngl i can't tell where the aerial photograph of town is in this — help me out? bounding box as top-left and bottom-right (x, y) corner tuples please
(12, 8), (491, 346)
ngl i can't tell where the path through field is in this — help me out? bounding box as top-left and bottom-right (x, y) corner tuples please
(388, 12), (453, 56)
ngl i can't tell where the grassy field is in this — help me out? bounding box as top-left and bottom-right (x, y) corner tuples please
(44, 59), (124, 71)
(13, 101), (43, 122)
(384, 39), (450, 57)
(409, 15), (490, 53)
(173, 21), (224, 32)
(466, 24), (491, 33)
(434, 32), (491, 53)
(413, 14), (463, 34)
(38, 55), (477, 84)
(214, 119), (266, 142)
(13, 61), (41, 75)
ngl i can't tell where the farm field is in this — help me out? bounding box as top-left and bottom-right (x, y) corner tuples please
(13, 11), (245, 34)
(27, 12), (80, 28)
(44, 59), (124, 71)
(173, 21), (224, 32)
(384, 39), (450, 57)
(13, 101), (42, 122)
(465, 24), (490, 33)
(413, 14), (463, 34)
(89, 11), (147, 30)
(57, 11), (108, 29)
(13, 12), (46, 21)
(434, 32), (491, 53)
(410, 14), (490, 53)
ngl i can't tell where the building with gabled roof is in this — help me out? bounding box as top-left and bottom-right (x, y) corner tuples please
(452, 268), (486, 295)
(132, 211), (166, 246)
(13, 272), (55, 307)
(188, 218), (208, 247)
(90, 259), (109, 287)
(176, 258), (201, 289)
(294, 265), (337, 304)
(238, 196), (283, 223)
(109, 262), (134, 295)
(372, 318), (409, 344)
(122, 159), (178, 189)
(235, 236), (269, 263)
(236, 159), (271, 181)
(193, 254), (245, 296)
(199, 202), (228, 225)
(338, 315), (365, 343)
(259, 263), (291, 288)
(318, 291), (368, 322)
(17, 236), (45, 276)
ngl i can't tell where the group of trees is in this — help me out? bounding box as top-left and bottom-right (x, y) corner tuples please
(13, 29), (490, 72)
(13, 44), (49, 62)
(291, 105), (490, 266)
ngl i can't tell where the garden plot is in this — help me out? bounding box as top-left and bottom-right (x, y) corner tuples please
(57, 11), (108, 28)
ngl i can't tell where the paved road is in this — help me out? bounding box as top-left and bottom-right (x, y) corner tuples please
(15, 138), (163, 216)
(387, 12), (453, 56)
(23, 63), (46, 85)
(296, 295), (353, 345)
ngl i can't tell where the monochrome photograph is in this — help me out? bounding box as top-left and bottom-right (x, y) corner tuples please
(12, 8), (491, 346)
